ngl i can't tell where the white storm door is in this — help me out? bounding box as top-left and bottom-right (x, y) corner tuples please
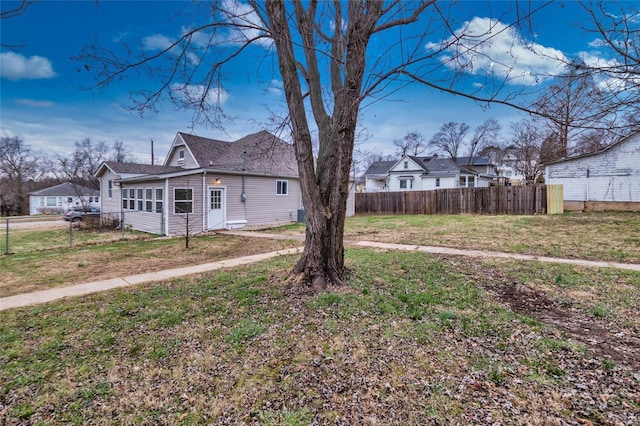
(208, 187), (225, 230)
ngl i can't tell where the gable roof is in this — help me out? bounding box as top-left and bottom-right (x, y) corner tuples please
(364, 160), (396, 176)
(456, 156), (493, 166)
(397, 155), (463, 176)
(175, 130), (298, 176)
(29, 182), (98, 197)
(544, 130), (640, 166)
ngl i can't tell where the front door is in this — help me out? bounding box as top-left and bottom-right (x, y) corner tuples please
(208, 187), (225, 230)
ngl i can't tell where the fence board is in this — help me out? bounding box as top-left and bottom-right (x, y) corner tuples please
(355, 185), (548, 216)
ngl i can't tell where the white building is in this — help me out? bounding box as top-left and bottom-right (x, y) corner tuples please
(545, 131), (640, 211)
(364, 155), (496, 192)
(28, 182), (99, 215)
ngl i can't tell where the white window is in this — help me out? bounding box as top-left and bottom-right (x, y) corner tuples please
(399, 179), (413, 189)
(155, 188), (163, 213)
(145, 189), (153, 212)
(177, 149), (185, 165)
(435, 178), (440, 187)
(122, 189), (128, 209)
(174, 188), (193, 214)
(276, 180), (288, 195)
(39, 197), (45, 207)
(108, 180), (113, 198)
(403, 161), (408, 169)
(46, 197), (57, 207)
(468, 177), (475, 188)
(129, 189), (135, 210)
(136, 189), (144, 211)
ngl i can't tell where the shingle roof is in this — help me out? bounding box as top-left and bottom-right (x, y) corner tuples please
(399, 155), (462, 176)
(456, 156), (493, 166)
(178, 130), (298, 176)
(104, 162), (182, 175)
(29, 182), (98, 197)
(364, 160), (396, 176)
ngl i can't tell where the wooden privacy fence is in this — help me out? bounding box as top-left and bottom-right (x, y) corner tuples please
(355, 185), (548, 215)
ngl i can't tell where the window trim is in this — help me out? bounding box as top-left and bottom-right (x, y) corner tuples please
(174, 187), (194, 214)
(276, 180), (289, 196)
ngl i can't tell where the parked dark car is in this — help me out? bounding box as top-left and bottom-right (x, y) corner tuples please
(63, 206), (100, 222)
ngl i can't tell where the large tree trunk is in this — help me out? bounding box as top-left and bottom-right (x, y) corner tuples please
(266, 0), (378, 289)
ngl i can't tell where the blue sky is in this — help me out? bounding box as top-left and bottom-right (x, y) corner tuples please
(0, 1), (627, 163)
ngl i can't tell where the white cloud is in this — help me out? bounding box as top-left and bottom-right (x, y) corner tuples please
(142, 34), (174, 51)
(425, 17), (566, 86)
(266, 79), (284, 96)
(0, 52), (57, 81)
(16, 98), (55, 107)
(221, 0), (272, 47)
(170, 83), (229, 105)
(143, 33), (200, 65)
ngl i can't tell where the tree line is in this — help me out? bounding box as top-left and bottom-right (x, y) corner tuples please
(0, 136), (133, 216)
(355, 58), (640, 184)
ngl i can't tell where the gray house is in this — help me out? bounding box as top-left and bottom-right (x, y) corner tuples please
(96, 130), (355, 235)
(545, 130), (640, 211)
(29, 182), (99, 215)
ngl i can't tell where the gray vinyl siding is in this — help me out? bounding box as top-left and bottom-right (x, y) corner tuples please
(166, 144), (198, 169)
(546, 133), (640, 202)
(167, 175), (205, 234)
(223, 174), (302, 226)
(123, 211), (163, 234)
(99, 170), (122, 213)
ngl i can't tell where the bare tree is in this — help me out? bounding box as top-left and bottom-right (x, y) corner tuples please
(532, 59), (609, 158)
(579, 0), (640, 132)
(55, 138), (108, 210)
(0, 136), (41, 216)
(111, 140), (132, 163)
(75, 1), (637, 288)
(429, 122), (469, 161)
(510, 119), (544, 184)
(56, 138), (108, 189)
(393, 132), (426, 157)
(468, 119), (501, 165)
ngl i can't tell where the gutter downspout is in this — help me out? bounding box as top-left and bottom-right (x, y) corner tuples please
(203, 171), (207, 232)
(164, 178), (169, 235)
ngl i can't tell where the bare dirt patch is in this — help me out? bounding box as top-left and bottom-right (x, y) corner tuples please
(490, 281), (640, 370)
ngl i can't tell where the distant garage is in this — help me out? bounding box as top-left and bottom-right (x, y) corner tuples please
(545, 131), (640, 211)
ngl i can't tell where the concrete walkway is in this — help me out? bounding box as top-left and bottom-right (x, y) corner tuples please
(2, 233), (639, 312)
(354, 241), (640, 272)
(0, 247), (302, 312)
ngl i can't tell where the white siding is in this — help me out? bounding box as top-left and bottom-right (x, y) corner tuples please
(365, 177), (387, 192)
(420, 176), (457, 190)
(99, 170), (122, 213)
(546, 133), (640, 202)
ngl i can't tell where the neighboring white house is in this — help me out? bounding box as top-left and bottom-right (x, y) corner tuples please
(545, 131), (640, 211)
(364, 155), (496, 192)
(96, 130), (355, 235)
(28, 182), (99, 215)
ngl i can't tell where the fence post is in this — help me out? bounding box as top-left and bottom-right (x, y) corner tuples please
(121, 211), (125, 240)
(4, 218), (9, 255)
